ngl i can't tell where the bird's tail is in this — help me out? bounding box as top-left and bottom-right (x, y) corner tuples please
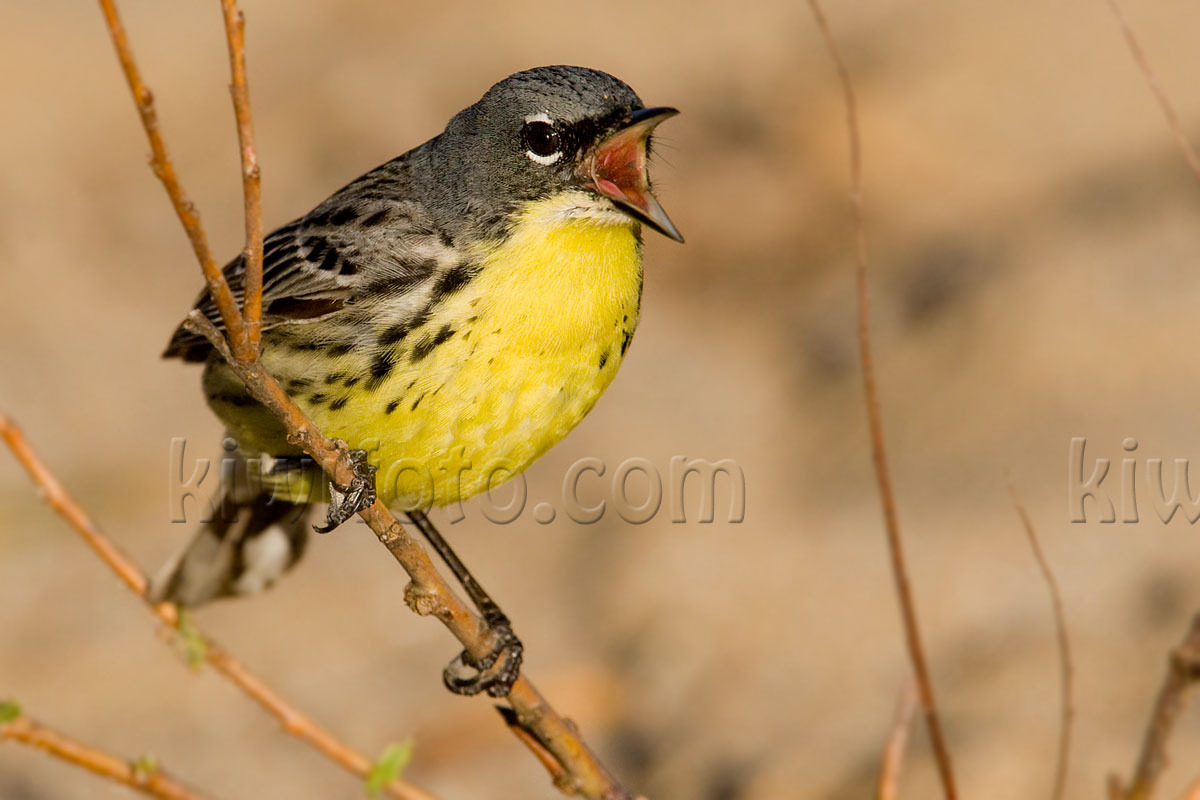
(149, 448), (315, 607)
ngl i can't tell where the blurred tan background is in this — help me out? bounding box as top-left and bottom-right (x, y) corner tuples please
(4, 1), (1200, 798)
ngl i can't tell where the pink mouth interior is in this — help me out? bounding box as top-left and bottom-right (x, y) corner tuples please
(591, 131), (650, 212)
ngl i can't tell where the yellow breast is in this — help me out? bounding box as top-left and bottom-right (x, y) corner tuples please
(307, 194), (643, 509)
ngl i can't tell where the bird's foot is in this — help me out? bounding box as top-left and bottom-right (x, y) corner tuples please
(313, 449), (377, 533)
(443, 611), (524, 697)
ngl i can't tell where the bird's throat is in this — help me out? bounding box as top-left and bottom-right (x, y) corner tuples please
(471, 191), (644, 353)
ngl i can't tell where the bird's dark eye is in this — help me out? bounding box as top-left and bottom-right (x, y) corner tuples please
(522, 121), (561, 160)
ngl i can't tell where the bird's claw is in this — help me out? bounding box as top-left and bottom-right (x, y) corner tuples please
(314, 449), (377, 533)
(442, 612), (524, 697)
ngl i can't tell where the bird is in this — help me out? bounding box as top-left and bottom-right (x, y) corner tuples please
(149, 65), (681, 695)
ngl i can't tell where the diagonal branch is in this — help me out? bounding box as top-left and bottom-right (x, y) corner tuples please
(804, 3), (958, 798)
(876, 676), (918, 800)
(1008, 479), (1075, 800)
(1100, 9), (1200, 797)
(0, 413), (435, 800)
(2, 708), (208, 800)
(1112, 613), (1200, 800)
(1102, 0), (1200, 185)
(182, 314), (631, 799)
(96, 1), (635, 796)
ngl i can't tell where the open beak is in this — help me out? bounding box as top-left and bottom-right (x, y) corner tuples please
(581, 106), (684, 243)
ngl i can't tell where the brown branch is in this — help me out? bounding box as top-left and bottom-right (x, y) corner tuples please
(804, 3), (958, 798)
(1102, 10), (1200, 792)
(0, 414), (146, 597)
(497, 707), (574, 795)
(876, 676), (918, 800)
(1008, 479), (1074, 800)
(0, 414), (435, 800)
(96, 0), (248, 355)
(219, 0), (264, 353)
(1112, 613), (1200, 800)
(1103, 0), (1200, 185)
(183, 314), (630, 799)
(2, 711), (208, 800)
(98, 1), (635, 796)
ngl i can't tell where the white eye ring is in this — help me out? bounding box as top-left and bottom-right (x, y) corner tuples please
(523, 112), (562, 165)
(527, 150), (562, 166)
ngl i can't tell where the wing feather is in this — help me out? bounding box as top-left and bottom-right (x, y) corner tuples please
(163, 166), (451, 363)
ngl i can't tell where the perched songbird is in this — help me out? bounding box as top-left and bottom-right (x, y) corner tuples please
(151, 66), (681, 692)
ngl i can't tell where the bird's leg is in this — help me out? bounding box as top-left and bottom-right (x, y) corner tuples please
(405, 509), (523, 697)
(313, 449), (377, 533)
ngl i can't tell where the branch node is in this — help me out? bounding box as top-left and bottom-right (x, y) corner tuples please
(404, 582), (440, 617)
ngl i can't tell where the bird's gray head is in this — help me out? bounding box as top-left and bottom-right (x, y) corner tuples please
(427, 66), (682, 242)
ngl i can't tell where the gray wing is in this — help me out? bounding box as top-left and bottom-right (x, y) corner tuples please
(164, 169), (452, 362)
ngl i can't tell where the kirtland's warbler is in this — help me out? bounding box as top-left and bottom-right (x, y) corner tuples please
(151, 66), (680, 690)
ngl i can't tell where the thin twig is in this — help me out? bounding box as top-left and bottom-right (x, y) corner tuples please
(1008, 479), (1075, 800)
(96, 0), (248, 355)
(876, 676), (918, 800)
(1102, 0), (1200, 185)
(1102, 6), (1200, 796)
(0, 414), (435, 800)
(2, 711), (208, 800)
(497, 707), (573, 794)
(1103, 7), (1200, 791)
(1112, 614), (1200, 800)
(804, 3), (957, 798)
(218, 0), (264, 353)
(0, 414), (146, 597)
(99, 0), (634, 795)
